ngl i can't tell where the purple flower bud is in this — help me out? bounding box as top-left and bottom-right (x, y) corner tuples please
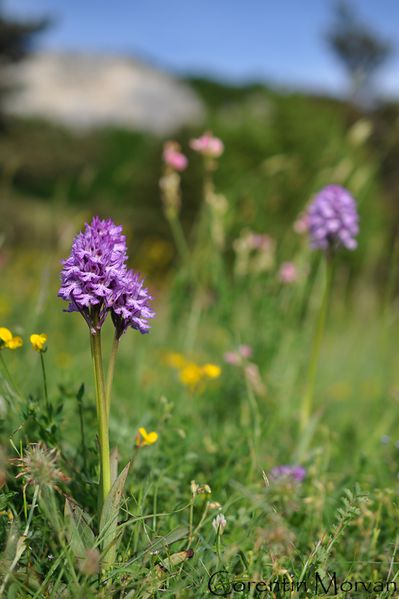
(307, 185), (359, 252)
(270, 465), (306, 483)
(111, 269), (155, 338)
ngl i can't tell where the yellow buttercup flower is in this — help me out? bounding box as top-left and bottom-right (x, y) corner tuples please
(136, 427), (158, 448)
(202, 364), (221, 379)
(166, 351), (221, 391)
(179, 362), (203, 389)
(6, 336), (23, 349)
(30, 333), (48, 352)
(0, 328), (12, 345)
(0, 327), (23, 350)
(178, 361), (221, 391)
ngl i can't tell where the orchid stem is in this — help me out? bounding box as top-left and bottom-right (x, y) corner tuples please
(300, 254), (333, 431)
(90, 328), (111, 509)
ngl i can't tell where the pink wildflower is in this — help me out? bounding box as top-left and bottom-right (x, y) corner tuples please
(163, 141), (188, 172)
(293, 213), (309, 235)
(278, 262), (298, 284)
(190, 132), (224, 158)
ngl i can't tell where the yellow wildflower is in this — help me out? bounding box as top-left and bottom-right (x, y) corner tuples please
(0, 328), (13, 345)
(202, 363), (221, 379)
(166, 351), (221, 391)
(0, 328), (23, 350)
(6, 337), (23, 349)
(179, 362), (203, 389)
(30, 333), (48, 352)
(136, 427), (158, 448)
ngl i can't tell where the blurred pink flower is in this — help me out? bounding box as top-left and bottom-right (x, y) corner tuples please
(278, 262), (298, 284)
(245, 363), (266, 396)
(163, 141), (188, 172)
(238, 344), (252, 359)
(224, 344), (253, 365)
(247, 233), (273, 251)
(190, 132), (224, 158)
(224, 351), (240, 365)
(293, 213), (309, 235)
(224, 344), (265, 395)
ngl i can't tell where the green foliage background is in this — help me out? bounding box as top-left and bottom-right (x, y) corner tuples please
(1, 79), (399, 596)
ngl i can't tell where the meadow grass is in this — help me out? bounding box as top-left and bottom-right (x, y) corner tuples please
(0, 119), (399, 598)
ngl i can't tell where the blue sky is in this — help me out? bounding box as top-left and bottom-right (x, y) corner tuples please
(4, 0), (399, 95)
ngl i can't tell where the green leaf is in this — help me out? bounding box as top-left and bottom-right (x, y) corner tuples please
(99, 461), (130, 565)
(76, 383), (85, 402)
(143, 526), (189, 558)
(64, 498), (95, 559)
(110, 447), (119, 486)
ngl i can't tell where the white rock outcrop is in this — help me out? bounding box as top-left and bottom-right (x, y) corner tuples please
(5, 52), (204, 134)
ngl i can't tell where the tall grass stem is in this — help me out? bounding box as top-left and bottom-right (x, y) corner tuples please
(167, 214), (190, 264)
(300, 254), (333, 431)
(40, 352), (50, 414)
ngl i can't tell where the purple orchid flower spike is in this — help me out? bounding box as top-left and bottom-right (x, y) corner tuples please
(307, 185), (359, 252)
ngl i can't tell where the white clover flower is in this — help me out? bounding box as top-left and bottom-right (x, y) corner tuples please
(212, 513), (227, 535)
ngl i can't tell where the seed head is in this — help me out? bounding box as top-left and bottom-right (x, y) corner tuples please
(15, 442), (70, 492)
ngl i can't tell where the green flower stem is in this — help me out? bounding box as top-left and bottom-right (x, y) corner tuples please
(300, 254), (333, 431)
(246, 377), (261, 476)
(167, 212), (190, 264)
(0, 352), (11, 381)
(216, 534), (223, 568)
(105, 333), (119, 419)
(203, 158), (214, 201)
(191, 502), (209, 543)
(0, 352), (23, 402)
(188, 495), (195, 545)
(90, 329), (111, 506)
(39, 352), (50, 414)
(383, 233), (399, 317)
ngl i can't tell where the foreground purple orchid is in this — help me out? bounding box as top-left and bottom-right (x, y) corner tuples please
(59, 216), (154, 335)
(59, 216), (154, 507)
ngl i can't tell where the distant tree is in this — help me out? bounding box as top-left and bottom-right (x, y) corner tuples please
(0, 5), (48, 123)
(327, 0), (392, 104)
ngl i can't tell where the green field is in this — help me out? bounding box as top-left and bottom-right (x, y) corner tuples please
(1, 83), (399, 597)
